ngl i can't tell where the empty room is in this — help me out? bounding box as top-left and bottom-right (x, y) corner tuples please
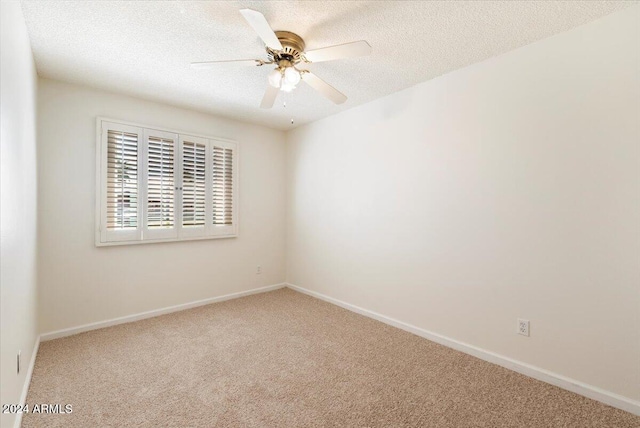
(1, 1), (639, 427)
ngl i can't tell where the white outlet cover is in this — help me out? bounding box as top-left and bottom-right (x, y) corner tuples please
(517, 319), (530, 337)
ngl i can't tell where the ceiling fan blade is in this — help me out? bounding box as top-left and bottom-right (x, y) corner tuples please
(239, 9), (283, 51)
(304, 40), (371, 63)
(302, 72), (347, 104)
(260, 84), (279, 109)
(191, 59), (262, 69)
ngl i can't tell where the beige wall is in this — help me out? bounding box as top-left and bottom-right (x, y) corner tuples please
(37, 79), (287, 333)
(1, 2), (40, 427)
(286, 7), (640, 402)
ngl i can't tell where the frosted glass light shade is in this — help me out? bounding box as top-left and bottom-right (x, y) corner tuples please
(280, 82), (295, 92)
(268, 68), (283, 88)
(283, 67), (301, 86)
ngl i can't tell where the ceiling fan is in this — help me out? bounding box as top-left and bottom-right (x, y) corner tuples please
(191, 9), (372, 109)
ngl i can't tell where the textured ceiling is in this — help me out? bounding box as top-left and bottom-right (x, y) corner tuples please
(21, 1), (636, 130)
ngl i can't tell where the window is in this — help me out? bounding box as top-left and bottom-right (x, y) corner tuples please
(96, 118), (238, 246)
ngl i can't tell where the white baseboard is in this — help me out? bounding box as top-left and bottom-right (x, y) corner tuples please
(15, 335), (40, 428)
(286, 283), (640, 416)
(40, 283), (286, 342)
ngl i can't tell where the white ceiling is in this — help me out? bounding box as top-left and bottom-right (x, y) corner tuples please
(21, 1), (635, 130)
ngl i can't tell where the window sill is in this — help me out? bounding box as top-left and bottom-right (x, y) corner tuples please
(95, 233), (238, 247)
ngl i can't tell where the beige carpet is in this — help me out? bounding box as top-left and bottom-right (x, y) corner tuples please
(23, 288), (638, 427)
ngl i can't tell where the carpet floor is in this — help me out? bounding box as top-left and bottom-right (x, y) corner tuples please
(23, 288), (638, 427)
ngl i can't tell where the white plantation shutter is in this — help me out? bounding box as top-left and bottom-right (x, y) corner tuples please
(211, 141), (236, 235)
(180, 135), (208, 237)
(143, 129), (178, 239)
(101, 122), (143, 242)
(97, 119), (237, 245)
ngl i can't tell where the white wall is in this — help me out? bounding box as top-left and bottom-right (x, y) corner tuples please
(37, 79), (287, 333)
(0, 2), (40, 427)
(286, 6), (640, 403)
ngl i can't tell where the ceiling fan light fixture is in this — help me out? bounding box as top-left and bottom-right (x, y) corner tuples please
(268, 68), (283, 88)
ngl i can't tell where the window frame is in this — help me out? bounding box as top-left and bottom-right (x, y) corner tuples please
(95, 117), (239, 247)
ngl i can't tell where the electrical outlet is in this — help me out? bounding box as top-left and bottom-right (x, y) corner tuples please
(517, 319), (530, 337)
(17, 350), (21, 374)
(256, 266), (262, 275)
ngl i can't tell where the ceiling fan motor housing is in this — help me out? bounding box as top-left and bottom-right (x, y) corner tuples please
(268, 31), (306, 65)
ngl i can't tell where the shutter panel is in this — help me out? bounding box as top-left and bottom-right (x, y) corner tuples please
(101, 122), (143, 242)
(180, 135), (208, 237)
(143, 129), (178, 239)
(210, 140), (237, 236)
(107, 130), (138, 229)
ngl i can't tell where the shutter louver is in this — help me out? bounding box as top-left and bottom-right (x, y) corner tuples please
(182, 140), (206, 227)
(147, 136), (175, 228)
(212, 146), (233, 226)
(106, 130), (138, 230)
